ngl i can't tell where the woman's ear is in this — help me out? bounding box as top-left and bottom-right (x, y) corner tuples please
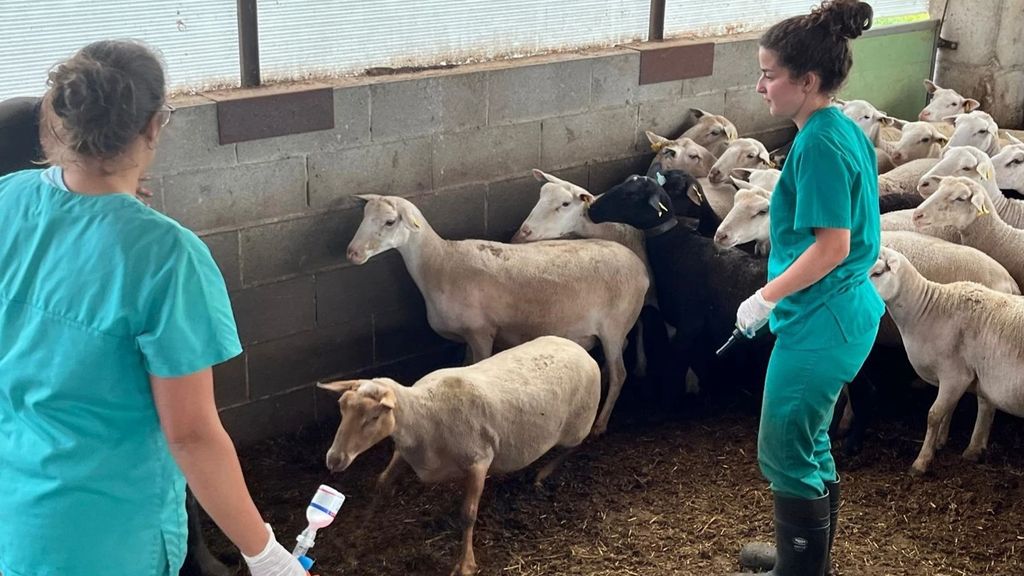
(143, 113), (162, 149)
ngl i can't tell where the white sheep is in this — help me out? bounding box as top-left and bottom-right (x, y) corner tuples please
(713, 184), (771, 256)
(888, 121), (949, 166)
(880, 209), (961, 243)
(992, 135), (1024, 194)
(729, 167), (781, 192)
(946, 110), (1004, 155)
(913, 176), (1024, 289)
(680, 108), (738, 157)
(317, 335), (601, 576)
(346, 194), (649, 435)
(919, 80), (980, 122)
(878, 157), (940, 196)
(645, 132), (717, 178)
(869, 247), (1024, 475)
(837, 98), (902, 172)
(707, 138), (773, 185)
(916, 146), (1024, 228)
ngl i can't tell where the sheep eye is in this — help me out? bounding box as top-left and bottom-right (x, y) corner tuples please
(756, 209), (768, 216)
(951, 102), (959, 107)
(662, 148), (677, 158)
(561, 201), (571, 208)
(746, 153), (756, 159)
(921, 138), (930, 143)
(978, 130), (989, 135)
(1011, 158), (1024, 166)
(385, 219), (397, 227)
(689, 154), (700, 160)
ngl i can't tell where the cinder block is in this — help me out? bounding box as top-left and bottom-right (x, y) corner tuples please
(213, 353), (247, 409)
(235, 86), (371, 163)
(240, 207), (364, 285)
(993, 71), (1024, 128)
(541, 107), (638, 169)
(487, 60), (591, 125)
(150, 102), (236, 176)
(589, 155), (652, 194)
(433, 122), (541, 188)
(591, 52), (641, 108)
(637, 91), (726, 147)
(484, 165), (589, 242)
(315, 251), (424, 329)
(219, 386), (316, 447)
(308, 137), (432, 210)
(246, 319), (373, 399)
(725, 87), (789, 135)
(370, 73), (487, 142)
(201, 231), (241, 292)
(162, 157), (307, 233)
(693, 39), (761, 94)
(411, 183), (487, 241)
(231, 276), (316, 345)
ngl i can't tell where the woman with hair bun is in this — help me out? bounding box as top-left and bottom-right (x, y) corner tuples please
(731, 2), (883, 575)
(0, 41), (306, 576)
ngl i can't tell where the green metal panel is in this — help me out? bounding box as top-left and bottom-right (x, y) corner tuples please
(840, 21), (938, 121)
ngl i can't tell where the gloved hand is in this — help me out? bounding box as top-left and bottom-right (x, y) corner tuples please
(242, 524), (308, 576)
(736, 288), (776, 338)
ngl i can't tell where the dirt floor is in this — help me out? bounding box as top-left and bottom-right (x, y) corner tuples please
(205, 383), (1024, 576)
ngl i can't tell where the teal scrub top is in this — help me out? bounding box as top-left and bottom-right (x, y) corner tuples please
(0, 168), (242, 576)
(767, 106), (885, 350)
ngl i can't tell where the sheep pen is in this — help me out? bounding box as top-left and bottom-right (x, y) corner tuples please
(196, 382), (1024, 576)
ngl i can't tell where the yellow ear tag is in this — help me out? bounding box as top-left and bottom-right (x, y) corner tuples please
(411, 217), (422, 228)
(650, 141), (666, 152)
(658, 201), (669, 213)
(979, 164), (993, 181)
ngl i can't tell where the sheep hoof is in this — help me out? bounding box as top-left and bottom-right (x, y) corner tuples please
(452, 560), (478, 576)
(589, 423), (608, 438)
(962, 448), (986, 463)
(908, 462), (930, 477)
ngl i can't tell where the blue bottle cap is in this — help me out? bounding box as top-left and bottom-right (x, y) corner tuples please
(298, 555), (315, 571)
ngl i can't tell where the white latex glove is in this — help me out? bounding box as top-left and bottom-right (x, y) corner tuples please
(242, 524), (308, 576)
(736, 289), (777, 338)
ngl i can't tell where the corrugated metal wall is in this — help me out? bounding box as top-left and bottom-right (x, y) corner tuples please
(0, 0), (927, 100)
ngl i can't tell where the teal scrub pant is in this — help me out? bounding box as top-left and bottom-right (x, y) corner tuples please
(758, 330), (877, 499)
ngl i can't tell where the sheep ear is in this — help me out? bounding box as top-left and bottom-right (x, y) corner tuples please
(833, 98), (849, 107)
(942, 115), (960, 125)
(970, 189), (990, 215)
(724, 122), (738, 141)
(889, 117), (907, 129)
(976, 160), (994, 182)
(731, 177), (755, 191)
(879, 114), (896, 127)
(579, 191), (596, 204)
(963, 98), (981, 112)
(758, 151), (774, 168)
(1007, 133), (1024, 145)
(730, 168), (753, 182)
(394, 200), (423, 229)
(646, 130), (672, 151)
(378, 389), (396, 410)
(317, 380), (363, 395)
(355, 194), (381, 204)
(923, 79), (939, 94)
(934, 134), (949, 145)
(690, 108), (709, 119)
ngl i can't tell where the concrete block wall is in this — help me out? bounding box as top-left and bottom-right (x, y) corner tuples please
(150, 28), (926, 446)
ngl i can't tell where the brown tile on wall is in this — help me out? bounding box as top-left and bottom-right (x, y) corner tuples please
(635, 42), (715, 85)
(210, 84), (335, 145)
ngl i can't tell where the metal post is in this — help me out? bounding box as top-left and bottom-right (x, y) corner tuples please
(649, 0), (666, 42)
(237, 0), (260, 87)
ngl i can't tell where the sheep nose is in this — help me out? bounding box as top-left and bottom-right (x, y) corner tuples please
(346, 247), (364, 264)
(918, 111), (930, 121)
(912, 211), (925, 226)
(892, 151), (903, 163)
(512, 226), (531, 243)
(708, 169), (722, 183)
(714, 231), (728, 245)
(326, 451), (350, 472)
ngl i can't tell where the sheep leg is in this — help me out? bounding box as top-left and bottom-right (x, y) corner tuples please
(591, 335), (627, 437)
(911, 378), (971, 476)
(464, 332), (495, 365)
(632, 317), (648, 378)
(963, 395), (995, 462)
(936, 409), (953, 451)
(534, 446), (577, 487)
(452, 461), (489, 576)
(376, 451), (410, 495)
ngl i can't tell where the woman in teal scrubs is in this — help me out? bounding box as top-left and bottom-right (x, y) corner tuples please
(732, 2), (884, 575)
(0, 41), (306, 576)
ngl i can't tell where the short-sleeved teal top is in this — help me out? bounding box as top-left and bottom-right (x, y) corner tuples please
(0, 168), (242, 576)
(767, 105), (885, 350)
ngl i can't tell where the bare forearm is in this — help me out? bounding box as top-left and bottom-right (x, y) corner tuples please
(169, 426), (269, 557)
(762, 241), (845, 302)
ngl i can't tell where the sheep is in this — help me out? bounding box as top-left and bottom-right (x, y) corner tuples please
(645, 131), (717, 179)
(946, 110), (1004, 155)
(878, 192), (924, 213)
(317, 335), (601, 576)
(869, 247), (1024, 475)
(888, 121), (949, 166)
(511, 170), (645, 261)
(729, 167), (781, 192)
(991, 134), (1024, 195)
(880, 231), (1019, 296)
(586, 174), (776, 394)
(707, 138), (774, 185)
(881, 209), (961, 243)
(913, 176), (1024, 289)
(919, 79), (980, 122)
(837, 99), (903, 172)
(713, 184), (771, 256)
(917, 146), (1024, 229)
(346, 194), (649, 435)
(680, 108), (739, 157)
(878, 157), (940, 196)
